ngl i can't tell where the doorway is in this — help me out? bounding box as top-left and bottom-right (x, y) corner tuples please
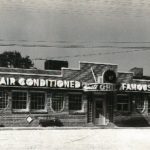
(94, 97), (106, 125)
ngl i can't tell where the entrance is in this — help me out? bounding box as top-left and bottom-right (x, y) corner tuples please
(94, 97), (106, 125)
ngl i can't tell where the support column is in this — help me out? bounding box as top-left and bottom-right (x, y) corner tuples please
(87, 93), (93, 123)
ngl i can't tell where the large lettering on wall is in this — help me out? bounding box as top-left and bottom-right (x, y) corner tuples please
(0, 77), (81, 89)
(121, 83), (150, 92)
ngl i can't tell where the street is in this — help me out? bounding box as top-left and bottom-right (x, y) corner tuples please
(0, 128), (150, 150)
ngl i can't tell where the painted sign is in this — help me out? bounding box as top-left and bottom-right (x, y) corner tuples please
(83, 83), (115, 91)
(0, 77), (81, 89)
(121, 83), (150, 92)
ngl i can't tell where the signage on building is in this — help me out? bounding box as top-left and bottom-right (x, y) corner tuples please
(0, 77), (81, 89)
(83, 83), (115, 92)
(121, 83), (150, 92)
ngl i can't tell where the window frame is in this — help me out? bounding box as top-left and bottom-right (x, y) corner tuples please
(50, 92), (65, 113)
(116, 94), (130, 112)
(30, 91), (47, 113)
(133, 93), (145, 112)
(68, 93), (83, 112)
(0, 91), (8, 110)
(12, 90), (29, 113)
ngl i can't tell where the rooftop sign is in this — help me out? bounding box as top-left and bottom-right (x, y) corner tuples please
(120, 83), (150, 92)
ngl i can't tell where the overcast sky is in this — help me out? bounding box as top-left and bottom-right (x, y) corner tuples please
(0, 0), (150, 74)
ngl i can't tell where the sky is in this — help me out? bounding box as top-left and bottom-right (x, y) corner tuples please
(0, 0), (150, 75)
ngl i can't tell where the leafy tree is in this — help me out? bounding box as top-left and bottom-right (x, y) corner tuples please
(0, 51), (34, 69)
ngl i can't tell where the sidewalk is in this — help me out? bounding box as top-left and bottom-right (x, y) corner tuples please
(1, 126), (150, 130)
(1, 128), (150, 150)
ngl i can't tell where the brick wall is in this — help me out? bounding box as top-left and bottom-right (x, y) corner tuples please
(0, 90), (88, 127)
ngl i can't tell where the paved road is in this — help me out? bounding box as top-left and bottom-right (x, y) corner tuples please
(0, 128), (150, 150)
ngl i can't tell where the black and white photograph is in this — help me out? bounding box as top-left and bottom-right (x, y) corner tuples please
(0, 0), (150, 149)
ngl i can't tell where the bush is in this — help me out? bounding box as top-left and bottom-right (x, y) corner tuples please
(39, 118), (63, 127)
(0, 124), (5, 127)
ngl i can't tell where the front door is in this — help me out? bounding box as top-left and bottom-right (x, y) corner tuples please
(94, 98), (106, 125)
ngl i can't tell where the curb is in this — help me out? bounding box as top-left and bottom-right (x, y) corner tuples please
(1, 127), (150, 130)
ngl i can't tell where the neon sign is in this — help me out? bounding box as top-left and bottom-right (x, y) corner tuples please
(83, 83), (115, 91)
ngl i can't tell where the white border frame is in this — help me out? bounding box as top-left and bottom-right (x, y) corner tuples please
(11, 90), (29, 113)
(50, 92), (65, 113)
(29, 91), (47, 113)
(68, 92), (84, 113)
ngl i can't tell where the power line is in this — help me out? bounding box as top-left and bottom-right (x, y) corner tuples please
(33, 48), (150, 61)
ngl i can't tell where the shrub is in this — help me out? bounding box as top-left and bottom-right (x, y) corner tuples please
(39, 118), (63, 127)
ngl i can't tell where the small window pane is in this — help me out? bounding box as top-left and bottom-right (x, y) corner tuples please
(123, 104), (128, 111)
(69, 94), (82, 111)
(117, 94), (129, 112)
(117, 104), (122, 111)
(52, 93), (64, 112)
(12, 92), (27, 109)
(30, 93), (45, 110)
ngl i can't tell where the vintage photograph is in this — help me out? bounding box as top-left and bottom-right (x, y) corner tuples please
(0, 0), (150, 149)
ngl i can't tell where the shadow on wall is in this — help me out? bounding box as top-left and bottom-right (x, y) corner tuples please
(115, 112), (150, 127)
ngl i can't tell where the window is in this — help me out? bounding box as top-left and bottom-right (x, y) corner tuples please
(30, 92), (45, 110)
(0, 91), (8, 109)
(51, 93), (64, 112)
(117, 94), (130, 112)
(148, 95), (150, 113)
(12, 91), (28, 110)
(69, 94), (82, 111)
(132, 94), (144, 112)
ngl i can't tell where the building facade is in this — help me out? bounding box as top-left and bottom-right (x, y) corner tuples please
(0, 61), (150, 127)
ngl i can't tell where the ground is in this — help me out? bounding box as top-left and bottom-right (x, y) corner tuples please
(0, 128), (150, 150)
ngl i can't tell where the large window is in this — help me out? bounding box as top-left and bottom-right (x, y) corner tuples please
(51, 93), (64, 112)
(132, 94), (144, 112)
(0, 91), (8, 109)
(12, 91), (28, 110)
(69, 94), (82, 111)
(30, 92), (45, 110)
(117, 94), (130, 112)
(12, 91), (47, 112)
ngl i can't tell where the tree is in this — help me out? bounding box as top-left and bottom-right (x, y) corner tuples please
(0, 51), (34, 69)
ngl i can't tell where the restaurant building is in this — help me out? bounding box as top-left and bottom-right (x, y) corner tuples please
(0, 61), (150, 127)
